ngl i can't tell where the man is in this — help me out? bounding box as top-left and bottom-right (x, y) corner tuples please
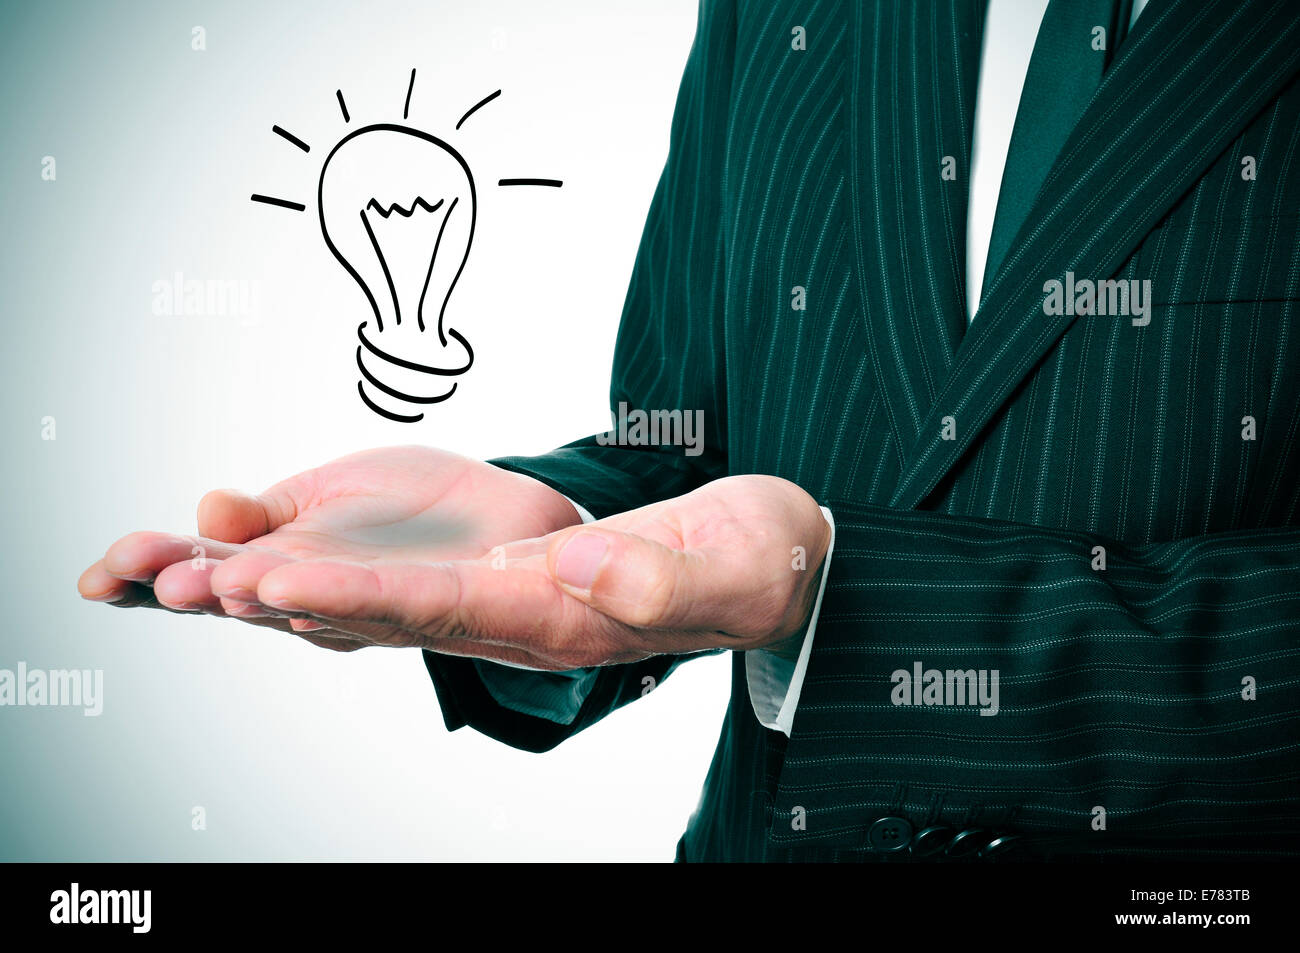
(81, 0), (1300, 861)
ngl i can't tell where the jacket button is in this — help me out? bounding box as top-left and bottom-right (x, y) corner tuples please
(866, 816), (913, 852)
(945, 828), (992, 858)
(979, 834), (1023, 861)
(909, 825), (954, 858)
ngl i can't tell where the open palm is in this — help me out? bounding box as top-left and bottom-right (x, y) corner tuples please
(208, 473), (831, 668)
(78, 446), (581, 649)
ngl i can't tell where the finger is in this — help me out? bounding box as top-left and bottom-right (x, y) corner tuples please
(254, 556), (612, 666)
(78, 560), (134, 603)
(214, 603), (349, 642)
(289, 617), (330, 633)
(256, 558), (470, 634)
(96, 579), (173, 610)
(80, 572), (313, 644)
(301, 613), (579, 668)
(210, 549), (299, 606)
(293, 630), (368, 653)
(153, 557), (225, 612)
(225, 554), (360, 641)
(77, 575), (200, 613)
(214, 553), (358, 642)
(255, 592), (558, 665)
(546, 526), (766, 635)
(103, 532), (246, 583)
(197, 472), (315, 543)
(220, 596), (269, 619)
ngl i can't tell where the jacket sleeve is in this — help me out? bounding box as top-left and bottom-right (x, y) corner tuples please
(423, 0), (737, 752)
(765, 499), (1300, 856)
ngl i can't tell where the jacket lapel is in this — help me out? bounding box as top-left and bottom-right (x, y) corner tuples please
(846, 0), (984, 458)
(889, 0), (1300, 510)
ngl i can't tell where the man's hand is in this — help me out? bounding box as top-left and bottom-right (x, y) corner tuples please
(203, 474), (831, 669)
(79, 445), (830, 666)
(77, 446), (582, 652)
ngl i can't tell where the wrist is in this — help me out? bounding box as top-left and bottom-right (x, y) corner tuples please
(491, 466), (587, 535)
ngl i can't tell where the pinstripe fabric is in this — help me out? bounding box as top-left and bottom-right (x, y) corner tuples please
(423, 0), (1300, 860)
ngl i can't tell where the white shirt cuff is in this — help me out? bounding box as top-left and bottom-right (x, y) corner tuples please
(745, 506), (835, 736)
(562, 494), (597, 526)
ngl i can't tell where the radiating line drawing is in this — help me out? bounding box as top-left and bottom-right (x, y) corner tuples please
(456, 89), (501, 130)
(271, 125), (310, 153)
(252, 69), (564, 422)
(250, 194), (306, 211)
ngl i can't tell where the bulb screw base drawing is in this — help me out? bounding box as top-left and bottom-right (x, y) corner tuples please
(354, 322), (474, 423)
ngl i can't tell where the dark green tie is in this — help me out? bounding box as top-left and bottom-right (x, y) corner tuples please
(981, 0), (1133, 298)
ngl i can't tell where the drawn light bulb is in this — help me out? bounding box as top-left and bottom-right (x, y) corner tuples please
(318, 124), (477, 422)
(251, 73), (563, 422)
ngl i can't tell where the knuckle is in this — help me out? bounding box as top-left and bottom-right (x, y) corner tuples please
(359, 563), (409, 630)
(436, 562), (469, 638)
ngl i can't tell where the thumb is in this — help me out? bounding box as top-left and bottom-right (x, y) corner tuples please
(198, 468), (317, 542)
(547, 527), (740, 633)
(197, 486), (302, 543)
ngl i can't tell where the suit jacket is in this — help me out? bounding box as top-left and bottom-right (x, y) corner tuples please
(424, 0), (1300, 861)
